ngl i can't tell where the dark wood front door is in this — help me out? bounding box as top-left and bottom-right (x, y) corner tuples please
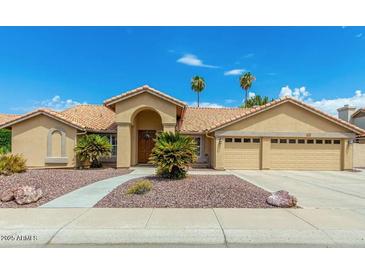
(138, 130), (156, 164)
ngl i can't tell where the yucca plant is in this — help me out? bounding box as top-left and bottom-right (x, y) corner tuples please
(149, 132), (197, 179)
(74, 134), (112, 168)
(0, 153), (27, 176)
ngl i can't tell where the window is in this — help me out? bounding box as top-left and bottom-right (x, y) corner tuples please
(252, 138), (260, 143)
(234, 138), (242, 143)
(289, 139), (296, 144)
(307, 139), (314, 144)
(280, 139), (287, 144)
(271, 139), (278, 143)
(225, 138), (233, 143)
(243, 138), (251, 143)
(298, 139), (305, 144)
(103, 134), (117, 156)
(325, 140), (332, 144)
(316, 139), (323, 144)
(194, 137), (201, 157)
(333, 139), (341, 144)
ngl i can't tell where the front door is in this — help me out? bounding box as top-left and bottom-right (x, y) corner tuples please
(138, 130), (156, 164)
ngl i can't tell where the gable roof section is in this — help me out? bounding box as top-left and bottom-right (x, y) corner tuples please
(104, 85), (187, 108)
(205, 97), (365, 135)
(0, 105), (117, 132)
(0, 114), (21, 125)
(0, 108), (85, 130)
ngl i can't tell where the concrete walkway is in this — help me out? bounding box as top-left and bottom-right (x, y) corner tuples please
(41, 167), (154, 208)
(2, 208), (365, 247)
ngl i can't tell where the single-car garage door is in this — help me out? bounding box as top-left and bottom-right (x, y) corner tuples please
(224, 137), (261, 169)
(270, 138), (342, 170)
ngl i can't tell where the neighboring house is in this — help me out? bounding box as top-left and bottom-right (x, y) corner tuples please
(338, 105), (365, 168)
(1, 85), (364, 170)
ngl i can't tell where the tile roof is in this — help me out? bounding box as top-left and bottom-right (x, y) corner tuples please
(0, 114), (21, 125)
(61, 105), (116, 132)
(178, 107), (249, 133)
(352, 108), (365, 118)
(0, 105), (116, 132)
(104, 85), (187, 108)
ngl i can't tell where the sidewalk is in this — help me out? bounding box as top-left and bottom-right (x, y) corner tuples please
(1, 208), (365, 247)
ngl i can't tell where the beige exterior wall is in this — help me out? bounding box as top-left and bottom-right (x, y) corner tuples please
(211, 102), (355, 170)
(11, 115), (77, 168)
(222, 103), (350, 133)
(353, 143), (365, 168)
(114, 92), (178, 168)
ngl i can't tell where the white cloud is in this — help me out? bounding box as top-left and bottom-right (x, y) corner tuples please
(278, 85), (365, 116)
(248, 92), (256, 98)
(356, 33), (363, 38)
(279, 86), (310, 101)
(243, 53), (254, 58)
(13, 95), (87, 112)
(224, 99), (237, 104)
(224, 69), (245, 76)
(177, 54), (218, 68)
(189, 101), (224, 108)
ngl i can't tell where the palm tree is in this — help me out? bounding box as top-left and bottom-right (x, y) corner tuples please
(244, 95), (272, 108)
(239, 72), (256, 108)
(191, 76), (206, 107)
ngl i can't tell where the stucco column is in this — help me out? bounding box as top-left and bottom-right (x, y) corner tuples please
(163, 123), (176, 133)
(342, 139), (353, 170)
(117, 122), (132, 168)
(214, 137), (225, 170)
(261, 137), (271, 170)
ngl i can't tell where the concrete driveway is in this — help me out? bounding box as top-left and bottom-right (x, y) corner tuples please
(230, 170), (365, 209)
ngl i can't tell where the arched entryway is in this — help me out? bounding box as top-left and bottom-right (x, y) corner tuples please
(131, 108), (163, 165)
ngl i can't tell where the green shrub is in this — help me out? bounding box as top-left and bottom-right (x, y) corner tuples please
(149, 132), (197, 179)
(0, 129), (11, 153)
(0, 153), (27, 176)
(74, 134), (112, 168)
(127, 179), (153, 195)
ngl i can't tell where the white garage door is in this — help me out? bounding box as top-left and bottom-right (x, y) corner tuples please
(270, 138), (342, 170)
(224, 137), (261, 169)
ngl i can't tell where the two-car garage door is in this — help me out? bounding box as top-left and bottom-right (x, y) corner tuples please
(223, 137), (342, 170)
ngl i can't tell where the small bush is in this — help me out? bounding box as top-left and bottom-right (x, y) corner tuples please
(127, 179), (153, 195)
(0, 153), (27, 176)
(0, 129), (11, 153)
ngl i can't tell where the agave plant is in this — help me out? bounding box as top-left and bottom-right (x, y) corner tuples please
(149, 132), (197, 179)
(74, 134), (112, 168)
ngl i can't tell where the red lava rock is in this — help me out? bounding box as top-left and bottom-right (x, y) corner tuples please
(266, 190), (297, 208)
(13, 186), (43, 205)
(95, 175), (275, 208)
(0, 168), (131, 208)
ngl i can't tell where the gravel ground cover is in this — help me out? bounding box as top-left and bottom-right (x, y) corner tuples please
(0, 168), (131, 208)
(95, 175), (274, 208)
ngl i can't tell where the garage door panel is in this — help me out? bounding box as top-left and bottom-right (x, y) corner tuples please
(224, 142), (260, 169)
(271, 143), (341, 170)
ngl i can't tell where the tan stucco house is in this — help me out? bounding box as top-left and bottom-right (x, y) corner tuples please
(1, 85), (364, 170)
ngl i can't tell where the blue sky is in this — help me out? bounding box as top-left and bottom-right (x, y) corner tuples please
(0, 26), (365, 115)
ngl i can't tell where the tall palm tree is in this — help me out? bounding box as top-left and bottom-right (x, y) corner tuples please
(239, 72), (256, 108)
(191, 76), (206, 107)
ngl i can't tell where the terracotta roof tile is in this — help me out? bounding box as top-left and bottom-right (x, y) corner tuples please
(178, 107), (249, 133)
(0, 114), (21, 125)
(61, 105), (116, 132)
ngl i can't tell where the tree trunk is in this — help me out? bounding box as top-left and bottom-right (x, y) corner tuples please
(245, 90), (248, 108)
(198, 92), (200, 108)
